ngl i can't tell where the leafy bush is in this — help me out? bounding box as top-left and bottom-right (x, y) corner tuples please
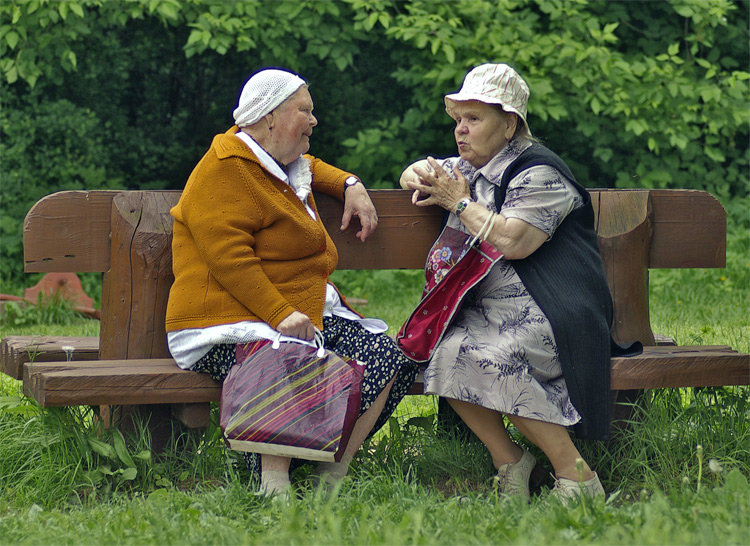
(0, 0), (747, 286)
(0, 91), (119, 281)
(348, 0), (750, 195)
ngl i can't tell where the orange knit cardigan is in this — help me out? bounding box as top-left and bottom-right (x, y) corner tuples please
(165, 127), (354, 332)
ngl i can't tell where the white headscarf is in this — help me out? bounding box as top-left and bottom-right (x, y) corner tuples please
(232, 69), (307, 128)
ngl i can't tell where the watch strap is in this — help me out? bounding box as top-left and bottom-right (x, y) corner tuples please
(455, 197), (473, 216)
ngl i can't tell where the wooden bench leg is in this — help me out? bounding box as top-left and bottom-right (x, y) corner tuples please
(171, 403), (211, 429)
(95, 404), (181, 453)
(609, 388), (643, 434)
(93, 402), (212, 453)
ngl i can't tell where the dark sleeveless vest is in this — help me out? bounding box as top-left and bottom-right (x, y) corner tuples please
(493, 144), (613, 439)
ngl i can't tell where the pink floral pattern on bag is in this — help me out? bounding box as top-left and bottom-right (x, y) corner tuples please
(423, 228), (473, 295)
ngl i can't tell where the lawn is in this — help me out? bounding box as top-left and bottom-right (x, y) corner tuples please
(0, 199), (748, 545)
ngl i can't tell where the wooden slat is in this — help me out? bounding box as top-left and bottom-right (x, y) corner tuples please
(22, 189), (726, 273)
(23, 191), (119, 272)
(316, 190), (443, 270)
(24, 359), (220, 406)
(610, 346), (748, 389)
(1, 336), (99, 380)
(23, 346), (748, 408)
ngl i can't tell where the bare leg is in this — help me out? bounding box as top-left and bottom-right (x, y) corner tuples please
(345, 375), (396, 459)
(261, 454), (292, 473)
(506, 414), (595, 481)
(313, 376), (396, 485)
(260, 454), (292, 496)
(446, 398), (523, 469)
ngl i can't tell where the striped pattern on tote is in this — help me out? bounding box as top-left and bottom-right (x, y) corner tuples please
(220, 340), (363, 461)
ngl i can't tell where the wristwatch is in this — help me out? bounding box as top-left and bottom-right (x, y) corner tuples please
(455, 197), (473, 217)
(344, 177), (362, 197)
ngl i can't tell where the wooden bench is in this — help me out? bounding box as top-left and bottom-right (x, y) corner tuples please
(10, 189), (750, 433)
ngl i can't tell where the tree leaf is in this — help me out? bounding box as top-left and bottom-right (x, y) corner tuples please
(443, 43), (455, 64)
(673, 6), (694, 18)
(70, 3), (84, 18)
(365, 11), (378, 31)
(590, 97), (601, 115)
(5, 31), (19, 49)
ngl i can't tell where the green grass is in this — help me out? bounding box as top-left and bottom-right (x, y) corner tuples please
(0, 202), (748, 545)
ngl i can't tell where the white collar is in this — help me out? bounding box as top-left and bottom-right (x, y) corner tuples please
(235, 130), (288, 182)
(235, 131), (315, 218)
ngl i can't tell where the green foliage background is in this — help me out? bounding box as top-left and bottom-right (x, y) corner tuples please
(1, 0), (748, 281)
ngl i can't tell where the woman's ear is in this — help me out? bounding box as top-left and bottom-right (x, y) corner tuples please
(505, 113), (518, 140)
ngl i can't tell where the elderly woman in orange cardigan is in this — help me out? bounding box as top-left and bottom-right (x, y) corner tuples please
(166, 68), (416, 499)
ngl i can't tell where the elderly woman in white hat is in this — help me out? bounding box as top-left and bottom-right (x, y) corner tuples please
(400, 63), (613, 502)
(166, 68), (417, 498)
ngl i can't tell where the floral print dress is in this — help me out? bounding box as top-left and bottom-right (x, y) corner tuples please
(423, 139), (585, 426)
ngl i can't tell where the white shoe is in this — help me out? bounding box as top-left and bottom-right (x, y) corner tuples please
(493, 449), (536, 500)
(550, 472), (605, 504)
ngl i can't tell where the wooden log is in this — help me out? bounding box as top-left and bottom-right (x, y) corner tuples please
(1, 336), (99, 380)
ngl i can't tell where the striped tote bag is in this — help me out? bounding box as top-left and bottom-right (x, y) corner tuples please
(220, 338), (365, 462)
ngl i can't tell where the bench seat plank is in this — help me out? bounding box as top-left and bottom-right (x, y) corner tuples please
(24, 346), (748, 408)
(610, 346), (748, 389)
(1, 336), (99, 380)
(24, 359), (220, 406)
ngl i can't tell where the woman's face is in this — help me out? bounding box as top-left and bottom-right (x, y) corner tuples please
(449, 100), (516, 168)
(269, 86), (318, 165)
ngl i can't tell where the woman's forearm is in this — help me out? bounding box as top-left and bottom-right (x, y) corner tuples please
(456, 202), (547, 260)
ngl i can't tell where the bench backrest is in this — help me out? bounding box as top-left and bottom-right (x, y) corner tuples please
(24, 189), (726, 361)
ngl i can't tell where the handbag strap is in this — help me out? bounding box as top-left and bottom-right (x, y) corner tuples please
(269, 328), (326, 357)
(313, 329), (326, 357)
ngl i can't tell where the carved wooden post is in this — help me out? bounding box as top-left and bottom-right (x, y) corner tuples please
(594, 190), (656, 347)
(100, 192), (179, 360)
(593, 190), (656, 430)
(99, 192), (209, 442)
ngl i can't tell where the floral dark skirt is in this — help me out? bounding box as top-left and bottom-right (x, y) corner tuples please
(192, 315), (417, 479)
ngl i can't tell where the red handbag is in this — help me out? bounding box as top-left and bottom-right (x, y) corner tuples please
(397, 221), (503, 363)
(220, 338), (365, 462)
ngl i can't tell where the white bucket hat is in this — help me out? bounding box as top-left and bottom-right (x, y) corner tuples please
(233, 69), (307, 128)
(445, 63), (531, 137)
